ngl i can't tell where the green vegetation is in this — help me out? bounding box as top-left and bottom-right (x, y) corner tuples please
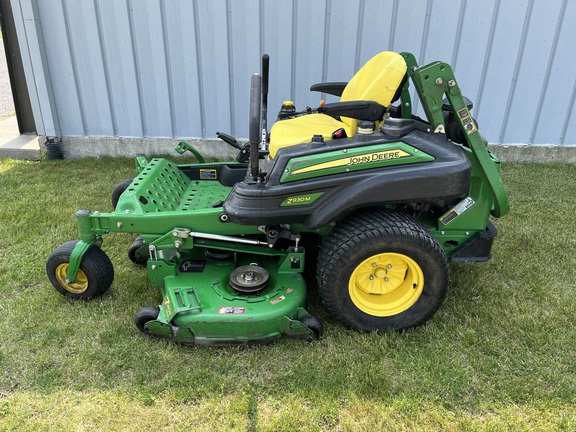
(0, 157), (574, 431)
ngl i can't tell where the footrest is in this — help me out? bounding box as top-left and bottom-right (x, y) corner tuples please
(176, 180), (232, 211)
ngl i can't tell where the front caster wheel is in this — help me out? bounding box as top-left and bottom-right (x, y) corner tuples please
(46, 240), (114, 300)
(128, 235), (148, 266)
(300, 315), (324, 340)
(135, 306), (160, 333)
(111, 178), (134, 209)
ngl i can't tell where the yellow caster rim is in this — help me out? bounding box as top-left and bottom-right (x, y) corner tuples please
(55, 263), (89, 294)
(348, 252), (424, 317)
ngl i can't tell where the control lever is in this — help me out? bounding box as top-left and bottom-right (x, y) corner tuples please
(217, 132), (250, 163)
(216, 131), (242, 150)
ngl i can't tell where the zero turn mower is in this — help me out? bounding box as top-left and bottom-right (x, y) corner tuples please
(47, 51), (508, 345)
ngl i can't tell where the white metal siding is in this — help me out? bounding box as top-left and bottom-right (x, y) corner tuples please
(14, 0), (576, 146)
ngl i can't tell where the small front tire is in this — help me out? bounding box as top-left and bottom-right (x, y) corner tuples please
(112, 178), (134, 209)
(135, 306), (160, 333)
(128, 235), (148, 266)
(300, 315), (324, 340)
(46, 240), (114, 300)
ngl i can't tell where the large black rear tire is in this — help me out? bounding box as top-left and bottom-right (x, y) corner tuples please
(317, 209), (449, 332)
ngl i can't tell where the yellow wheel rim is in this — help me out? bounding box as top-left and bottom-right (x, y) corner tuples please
(348, 252), (424, 317)
(55, 263), (89, 294)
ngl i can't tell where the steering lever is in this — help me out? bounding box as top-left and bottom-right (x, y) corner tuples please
(216, 131), (242, 150)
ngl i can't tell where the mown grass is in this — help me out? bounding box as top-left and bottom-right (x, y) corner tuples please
(0, 157), (575, 431)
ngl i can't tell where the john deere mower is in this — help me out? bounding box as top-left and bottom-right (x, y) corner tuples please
(46, 51), (508, 345)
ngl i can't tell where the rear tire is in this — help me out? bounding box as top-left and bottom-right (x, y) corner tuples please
(317, 209), (449, 332)
(47, 240), (114, 300)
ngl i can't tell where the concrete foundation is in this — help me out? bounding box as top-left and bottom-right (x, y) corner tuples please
(60, 135), (576, 164)
(60, 136), (240, 161)
(0, 116), (40, 160)
(2, 129), (575, 164)
(488, 144), (576, 164)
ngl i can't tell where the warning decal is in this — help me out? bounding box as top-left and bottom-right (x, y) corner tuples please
(200, 169), (217, 180)
(440, 197), (475, 226)
(270, 295), (286, 305)
(457, 108), (477, 134)
(218, 307), (246, 315)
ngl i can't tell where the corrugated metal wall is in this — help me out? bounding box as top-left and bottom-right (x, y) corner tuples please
(16, 0), (576, 146)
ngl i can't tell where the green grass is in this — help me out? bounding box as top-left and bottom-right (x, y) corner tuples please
(0, 157), (575, 431)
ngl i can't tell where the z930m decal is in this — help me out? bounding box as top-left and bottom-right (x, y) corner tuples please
(280, 192), (324, 207)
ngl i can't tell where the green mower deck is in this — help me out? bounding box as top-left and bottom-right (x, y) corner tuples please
(142, 252), (314, 345)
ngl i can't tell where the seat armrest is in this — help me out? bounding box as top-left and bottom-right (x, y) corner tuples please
(318, 100), (386, 122)
(310, 82), (348, 97)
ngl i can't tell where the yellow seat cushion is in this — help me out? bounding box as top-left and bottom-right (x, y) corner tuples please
(339, 51), (408, 131)
(269, 51), (407, 159)
(269, 114), (352, 158)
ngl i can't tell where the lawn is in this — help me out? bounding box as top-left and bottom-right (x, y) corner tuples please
(0, 156), (575, 431)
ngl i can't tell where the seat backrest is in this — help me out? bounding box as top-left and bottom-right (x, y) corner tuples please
(339, 51), (407, 133)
